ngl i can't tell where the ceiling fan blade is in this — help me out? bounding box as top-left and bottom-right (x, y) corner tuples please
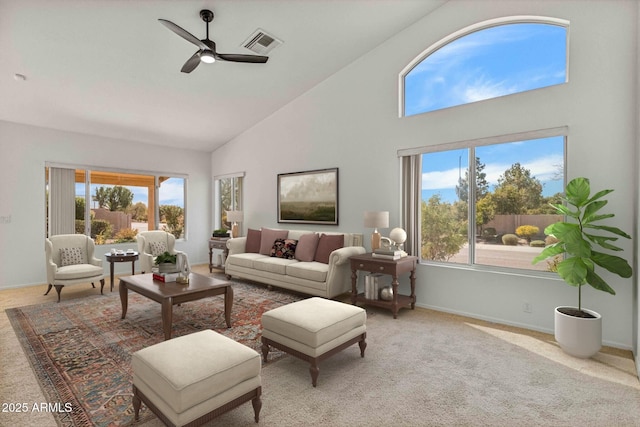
(158, 19), (208, 50)
(181, 51), (202, 73)
(215, 53), (269, 63)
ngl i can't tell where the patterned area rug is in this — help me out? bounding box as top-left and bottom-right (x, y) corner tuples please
(6, 280), (303, 427)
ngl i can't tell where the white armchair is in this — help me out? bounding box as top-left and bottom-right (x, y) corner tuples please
(136, 231), (185, 273)
(45, 234), (105, 302)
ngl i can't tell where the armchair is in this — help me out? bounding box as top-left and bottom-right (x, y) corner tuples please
(136, 231), (185, 273)
(45, 234), (105, 302)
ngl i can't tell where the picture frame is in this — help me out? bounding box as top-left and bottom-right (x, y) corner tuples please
(277, 168), (339, 225)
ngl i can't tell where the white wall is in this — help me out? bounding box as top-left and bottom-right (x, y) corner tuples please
(211, 1), (638, 349)
(0, 120), (212, 288)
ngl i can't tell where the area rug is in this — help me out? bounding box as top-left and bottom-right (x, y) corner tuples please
(6, 281), (303, 427)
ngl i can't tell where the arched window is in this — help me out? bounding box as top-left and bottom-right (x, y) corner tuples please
(401, 18), (568, 116)
(398, 17), (570, 274)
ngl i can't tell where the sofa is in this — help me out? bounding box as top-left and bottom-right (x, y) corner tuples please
(225, 228), (366, 298)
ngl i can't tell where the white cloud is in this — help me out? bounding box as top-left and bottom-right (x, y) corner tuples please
(422, 168), (461, 190)
(423, 153), (564, 192)
(159, 179), (185, 206)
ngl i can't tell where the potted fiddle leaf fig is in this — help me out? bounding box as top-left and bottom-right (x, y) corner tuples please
(533, 177), (632, 358)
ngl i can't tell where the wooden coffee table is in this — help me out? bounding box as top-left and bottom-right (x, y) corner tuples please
(119, 273), (233, 340)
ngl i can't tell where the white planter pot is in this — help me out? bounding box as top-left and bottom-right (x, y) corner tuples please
(554, 306), (602, 358)
(158, 263), (178, 274)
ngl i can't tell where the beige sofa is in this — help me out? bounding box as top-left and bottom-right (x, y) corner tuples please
(225, 228), (366, 298)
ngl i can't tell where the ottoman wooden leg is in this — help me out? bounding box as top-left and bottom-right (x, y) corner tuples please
(132, 386), (141, 421)
(261, 338), (270, 362)
(309, 360), (320, 387)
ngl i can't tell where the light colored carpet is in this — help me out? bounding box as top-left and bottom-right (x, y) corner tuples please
(1, 264), (639, 427)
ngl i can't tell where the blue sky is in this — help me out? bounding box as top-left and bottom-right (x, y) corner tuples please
(405, 23), (567, 115)
(404, 22), (567, 204)
(76, 177), (185, 208)
(421, 137), (565, 204)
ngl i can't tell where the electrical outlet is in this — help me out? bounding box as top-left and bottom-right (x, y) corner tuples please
(523, 302), (532, 313)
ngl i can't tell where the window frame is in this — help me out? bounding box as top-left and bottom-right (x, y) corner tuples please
(398, 126), (568, 277)
(214, 171), (244, 232)
(398, 16), (570, 117)
(45, 162), (188, 241)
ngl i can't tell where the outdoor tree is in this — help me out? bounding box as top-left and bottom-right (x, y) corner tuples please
(93, 186), (134, 212)
(492, 163), (543, 214)
(475, 193), (496, 231)
(93, 187), (109, 208)
(105, 186), (134, 212)
(421, 195), (467, 261)
(455, 157), (489, 203)
(75, 197), (85, 220)
(127, 202), (148, 221)
(160, 205), (184, 239)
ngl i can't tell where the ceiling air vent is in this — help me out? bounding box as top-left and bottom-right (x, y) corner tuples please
(242, 29), (282, 55)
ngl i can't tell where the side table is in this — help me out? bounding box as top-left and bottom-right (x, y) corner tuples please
(209, 237), (230, 272)
(105, 251), (139, 292)
(349, 253), (418, 319)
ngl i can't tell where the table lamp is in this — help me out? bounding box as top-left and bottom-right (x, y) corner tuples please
(364, 211), (389, 251)
(227, 210), (244, 238)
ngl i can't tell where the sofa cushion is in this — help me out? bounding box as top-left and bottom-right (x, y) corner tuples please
(226, 253), (266, 269)
(286, 261), (329, 282)
(295, 233), (320, 262)
(253, 257), (299, 275)
(59, 247), (86, 266)
(271, 238), (298, 259)
(245, 228), (262, 253)
(259, 228), (289, 255)
(314, 234), (344, 264)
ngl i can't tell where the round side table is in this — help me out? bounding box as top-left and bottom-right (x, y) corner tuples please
(105, 252), (139, 292)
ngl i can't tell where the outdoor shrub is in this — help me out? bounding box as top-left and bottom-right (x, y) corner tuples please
(74, 220), (112, 243)
(546, 255), (562, 272)
(501, 234), (519, 246)
(545, 235), (559, 246)
(515, 225), (539, 242)
(91, 219), (113, 240)
(530, 240), (545, 247)
(113, 228), (138, 243)
(95, 232), (108, 245)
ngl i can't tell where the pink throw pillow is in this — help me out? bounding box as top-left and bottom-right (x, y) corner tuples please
(245, 228), (262, 253)
(295, 233), (320, 262)
(314, 234), (344, 264)
(259, 228), (289, 255)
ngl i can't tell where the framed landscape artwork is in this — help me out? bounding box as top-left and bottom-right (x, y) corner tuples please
(277, 168), (339, 224)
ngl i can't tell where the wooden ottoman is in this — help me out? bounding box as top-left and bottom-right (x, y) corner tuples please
(131, 330), (262, 426)
(261, 297), (367, 387)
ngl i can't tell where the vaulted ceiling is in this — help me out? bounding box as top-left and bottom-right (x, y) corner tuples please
(0, 0), (445, 151)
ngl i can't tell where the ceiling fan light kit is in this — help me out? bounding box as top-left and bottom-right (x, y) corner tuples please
(159, 9), (269, 73)
(200, 51), (215, 63)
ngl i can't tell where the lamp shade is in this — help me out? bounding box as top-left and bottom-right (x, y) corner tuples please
(364, 211), (389, 229)
(227, 210), (244, 223)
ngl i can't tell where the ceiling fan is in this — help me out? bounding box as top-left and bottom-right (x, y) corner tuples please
(159, 9), (269, 73)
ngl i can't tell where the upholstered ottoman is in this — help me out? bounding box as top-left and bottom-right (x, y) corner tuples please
(261, 297), (366, 387)
(131, 330), (262, 426)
